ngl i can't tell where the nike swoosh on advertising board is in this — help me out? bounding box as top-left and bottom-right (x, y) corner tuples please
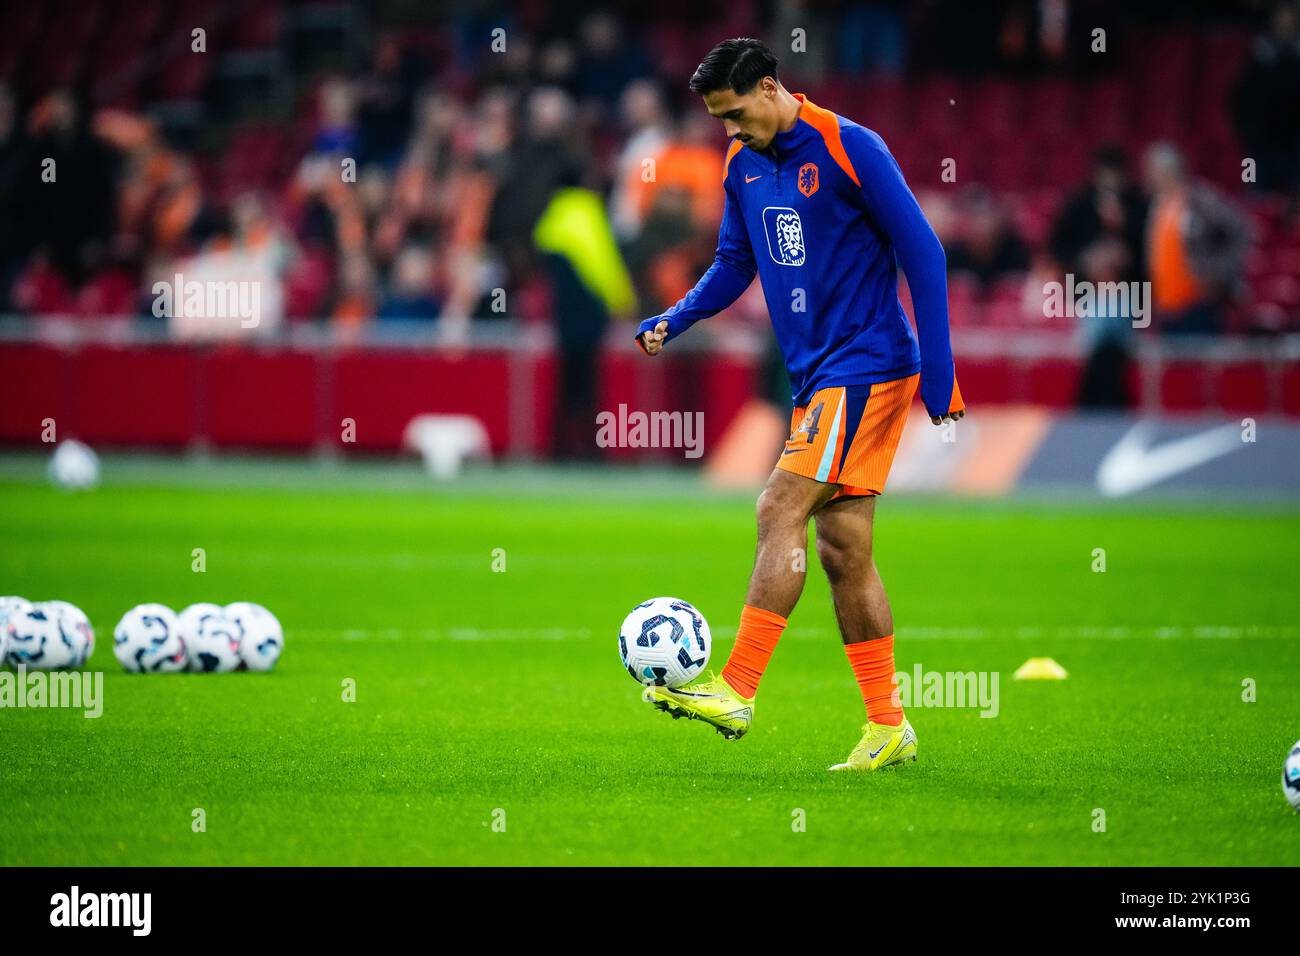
(1095, 422), (1244, 497)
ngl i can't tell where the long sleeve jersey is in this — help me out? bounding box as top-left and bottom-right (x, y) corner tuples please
(636, 93), (961, 418)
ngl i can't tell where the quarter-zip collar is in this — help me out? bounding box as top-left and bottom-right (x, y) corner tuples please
(768, 92), (817, 157)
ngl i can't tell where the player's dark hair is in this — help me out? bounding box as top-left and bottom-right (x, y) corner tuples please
(689, 38), (779, 96)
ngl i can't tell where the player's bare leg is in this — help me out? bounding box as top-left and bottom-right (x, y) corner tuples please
(812, 494), (893, 644)
(814, 493), (918, 770)
(644, 468), (836, 737)
(743, 468), (841, 617)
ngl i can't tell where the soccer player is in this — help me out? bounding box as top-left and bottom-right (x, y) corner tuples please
(635, 39), (964, 772)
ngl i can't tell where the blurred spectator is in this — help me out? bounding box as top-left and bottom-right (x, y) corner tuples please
(1231, 1), (1300, 196)
(625, 184), (711, 316)
(945, 186), (1030, 287)
(310, 78), (359, 158)
(1075, 236), (1136, 408)
(1143, 143), (1251, 336)
(330, 253), (378, 339)
(357, 34), (428, 170)
(836, 1), (908, 75)
(619, 109), (731, 318)
(635, 112), (726, 237)
(533, 185), (635, 460)
(609, 80), (672, 242)
(573, 11), (653, 109)
(0, 0), (1289, 360)
(15, 90), (117, 287)
(770, 1), (834, 84)
(0, 85), (24, 311)
(1049, 145), (1148, 282)
(162, 193), (288, 341)
(916, 191), (960, 248)
(537, 38), (580, 95)
(450, 2), (518, 77)
(97, 110), (204, 264)
(377, 244), (442, 325)
(485, 86), (585, 292)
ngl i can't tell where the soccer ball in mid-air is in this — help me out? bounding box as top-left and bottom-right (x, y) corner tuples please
(114, 604), (188, 673)
(179, 603), (243, 673)
(1284, 742), (1300, 813)
(618, 597), (711, 687)
(226, 602), (283, 672)
(4, 603), (90, 670)
(44, 601), (94, 667)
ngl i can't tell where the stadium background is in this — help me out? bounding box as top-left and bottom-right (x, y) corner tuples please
(1, 0), (1299, 869)
(0, 0), (1296, 491)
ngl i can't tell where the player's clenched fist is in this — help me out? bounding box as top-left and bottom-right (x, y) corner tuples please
(637, 319), (669, 356)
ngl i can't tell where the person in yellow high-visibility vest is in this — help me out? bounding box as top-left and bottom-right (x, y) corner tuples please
(533, 186), (636, 459)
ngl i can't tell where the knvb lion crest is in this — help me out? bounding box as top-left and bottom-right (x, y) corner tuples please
(762, 206), (806, 266)
(798, 162), (819, 197)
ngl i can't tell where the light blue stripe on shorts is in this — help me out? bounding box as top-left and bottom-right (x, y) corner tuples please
(814, 390), (846, 482)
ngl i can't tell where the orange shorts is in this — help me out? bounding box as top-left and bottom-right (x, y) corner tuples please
(775, 373), (919, 498)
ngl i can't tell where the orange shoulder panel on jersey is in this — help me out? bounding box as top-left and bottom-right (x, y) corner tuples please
(796, 97), (861, 188)
(722, 139), (744, 182)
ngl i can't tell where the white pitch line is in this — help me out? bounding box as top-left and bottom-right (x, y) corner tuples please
(312, 624), (1299, 642)
(334, 627), (587, 642)
(784, 625), (1300, 640)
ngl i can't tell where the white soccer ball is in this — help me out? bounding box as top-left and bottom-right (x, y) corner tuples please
(5, 603), (89, 670)
(45, 600), (94, 667)
(1284, 742), (1300, 813)
(48, 439), (101, 491)
(179, 603), (242, 673)
(0, 596), (33, 666)
(0, 595), (31, 619)
(618, 597), (711, 688)
(226, 602), (283, 672)
(114, 604), (188, 673)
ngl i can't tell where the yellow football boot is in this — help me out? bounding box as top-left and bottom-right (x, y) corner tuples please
(828, 718), (918, 771)
(643, 671), (754, 739)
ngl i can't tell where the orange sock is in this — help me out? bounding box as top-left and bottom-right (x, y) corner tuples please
(845, 635), (903, 726)
(720, 604), (787, 698)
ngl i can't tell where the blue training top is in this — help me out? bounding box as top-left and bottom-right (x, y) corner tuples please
(636, 93), (961, 418)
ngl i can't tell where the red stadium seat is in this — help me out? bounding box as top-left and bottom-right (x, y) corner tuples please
(77, 270), (139, 318)
(13, 260), (76, 316)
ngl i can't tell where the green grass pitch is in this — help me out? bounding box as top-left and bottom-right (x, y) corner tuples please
(1, 469), (1297, 866)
